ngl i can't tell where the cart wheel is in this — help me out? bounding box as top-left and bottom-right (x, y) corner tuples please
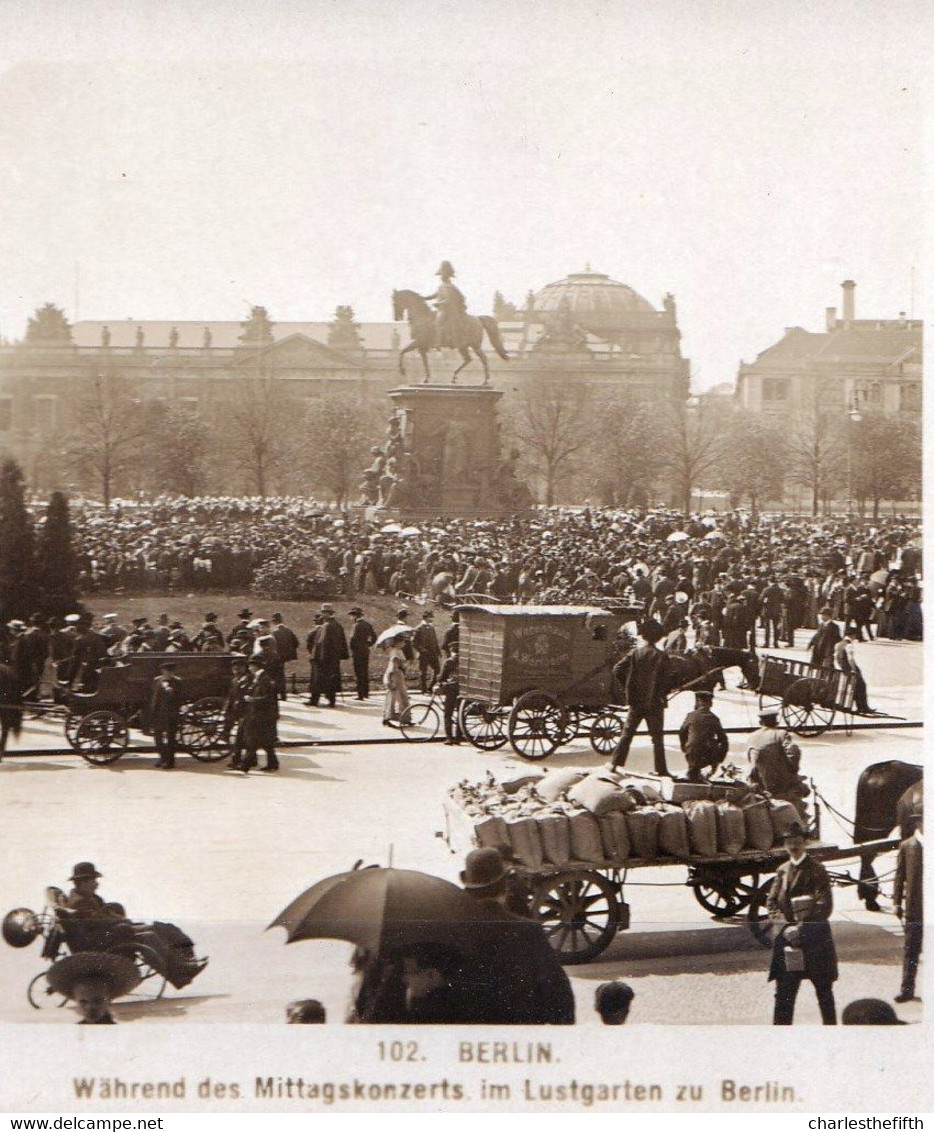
(590, 711), (625, 755)
(532, 871), (619, 964)
(180, 697), (228, 761)
(561, 707), (581, 743)
(400, 702), (442, 742)
(64, 711), (81, 750)
(690, 868), (762, 918)
(745, 875), (776, 946)
(508, 691), (568, 762)
(75, 711), (128, 764)
(782, 679), (835, 737)
(112, 943), (168, 1001)
(27, 970), (69, 1011)
(458, 700), (508, 751)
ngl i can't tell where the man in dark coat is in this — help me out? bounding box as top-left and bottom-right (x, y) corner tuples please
(227, 608), (254, 653)
(610, 621), (671, 775)
(311, 605), (349, 707)
(0, 660), (23, 759)
(18, 614), (49, 700)
(305, 613), (324, 706)
(721, 595), (747, 650)
(678, 690), (729, 781)
(150, 661), (183, 769)
(893, 816), (923, 1003)
(413, 609), (442, 693)
(70, 615), (109, 691)
(760, 576), (785, 648)
(459, 848), (574, 1025)
(766, 824), (838, 1025)
(242, 658), (279, 772)
(222, 658), (251, 770)
(270, 613), (299, 700)
(438, 644), (461, 744)
(348, 606), (376, 700)
(192, 612), (225, 653)
(441, 608), (460, 656)
(809, 607), (841, 669)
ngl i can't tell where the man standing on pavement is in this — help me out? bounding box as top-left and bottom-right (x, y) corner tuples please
(241, 658), (279, 773)
(270, 613), (299, 700)
(413, 609), (441, 693)
(305, 613), (324, 706)
(760, 576), (785, 649)
(348, 606), (376, 700)
(834, 630), (874, 715)
(894, 816), (923, 1004)
(438, 643), (461, 745)
(678, 690), (729, 781)
(311, 604), (349, 707)
(766, 824), (838, 1025)
(150, 660), (183, 770)
(441, 608), (460, 656)
(809, 607), (841, 669)
(610, 621), (671, 776)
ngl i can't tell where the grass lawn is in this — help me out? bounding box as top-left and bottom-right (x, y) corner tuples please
(83, 591), (454, 686)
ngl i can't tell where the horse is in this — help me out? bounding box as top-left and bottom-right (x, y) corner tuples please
(665, 646), (760, 696)
(391, 289), (509, 385)
(852, 760), (923, 910)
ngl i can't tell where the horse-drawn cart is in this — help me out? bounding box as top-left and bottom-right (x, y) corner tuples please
(756, 654), (886, 737)
(456, 605), (630, 761)
(23, 653), (237, 765)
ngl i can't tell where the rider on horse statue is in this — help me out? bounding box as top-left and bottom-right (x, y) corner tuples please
(423, 261), (469, 348)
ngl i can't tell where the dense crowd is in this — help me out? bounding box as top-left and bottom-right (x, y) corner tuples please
(47, 497), (923, 640)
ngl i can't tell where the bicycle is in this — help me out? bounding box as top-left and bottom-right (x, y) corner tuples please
(385, 690), (443, 742)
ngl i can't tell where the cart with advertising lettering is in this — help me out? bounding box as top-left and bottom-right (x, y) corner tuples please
(455, 604), (633, 761)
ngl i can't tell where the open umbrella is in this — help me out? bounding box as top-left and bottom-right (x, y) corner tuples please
(400, 526), (421, 537)
(667, 530), (690, 543)
(268, 867), (490, 957)
(381, 522), (402, 534)
(374, 625), (416, 648)
(704, 529), (724, 541)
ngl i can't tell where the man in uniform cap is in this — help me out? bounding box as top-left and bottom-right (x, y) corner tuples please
(678, 690), (730, 782)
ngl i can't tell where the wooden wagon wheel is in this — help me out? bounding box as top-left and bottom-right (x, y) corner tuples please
(781, 678), (835, 737)
(561, 707), (581, 743)
(532, 870), (620, 964)
(745, 874), (777, 946)
(64, 711), (82, 750)
(27, 970), (69, 1011)
(690, 867), (762, 918)
(74, 710), (129, 765)
(180, 697), (229, 762)
(457, 700), (509, 750)
(589, 710), (625, 755)
(508, 690), (568, 761)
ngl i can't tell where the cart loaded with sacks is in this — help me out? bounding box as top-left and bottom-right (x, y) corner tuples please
(442, 766), (900, 964)
(456, 604), (635, 761)
(21, 653), (238, 764)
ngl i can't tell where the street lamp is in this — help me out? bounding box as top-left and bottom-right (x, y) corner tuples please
(846, 391), (862, 516)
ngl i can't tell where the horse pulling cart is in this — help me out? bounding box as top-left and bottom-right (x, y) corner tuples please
(442, 785), (900, 964)
(21, 653), (237, 765)
(455, 605), (632, 761)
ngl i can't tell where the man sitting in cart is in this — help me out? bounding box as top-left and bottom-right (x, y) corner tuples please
(679, 690), (729, 782)
(58, 862), (207, 990)
(747, 710), (810, 823)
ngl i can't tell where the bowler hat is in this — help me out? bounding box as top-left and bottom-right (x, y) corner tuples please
(46, 951), (141, 1000)
(348, 606), (363, 616)
(595, 981), (635, 1014)
(460, 848), (507, 890)
(204, 612), (217, 622)
(70, 862), (102, 883)
(841, 998), (907, 1025)
(238, 608), (252, 619)
(320, 604), (334, 614)
(782, 823), (806, 841)
(396, 608), (410, 619)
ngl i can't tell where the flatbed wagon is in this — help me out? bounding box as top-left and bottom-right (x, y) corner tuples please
(456, 604), (630, 761)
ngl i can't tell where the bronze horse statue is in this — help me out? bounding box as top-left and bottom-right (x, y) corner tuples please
(392, 289), (509, 385)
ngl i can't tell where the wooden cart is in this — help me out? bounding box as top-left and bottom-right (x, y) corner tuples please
(456, 604), (628, 761)
(757, 654), (858, 737)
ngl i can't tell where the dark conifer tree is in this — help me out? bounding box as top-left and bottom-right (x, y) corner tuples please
(0, 458), (37, 620)
(37, 490), (80, 616)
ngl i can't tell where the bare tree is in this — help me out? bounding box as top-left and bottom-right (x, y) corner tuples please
(579, 391), (662, 507)
(226, 375), (302, 497)
(852, 415), (921, 519)
(303, 391), (381, 506)
(787, 386), (845, 516)
(142, 403), (211, 497)
(507, 379), (595, 505)
(65, 372), (148, 506)
(715, 410), (788, 516)
(657, 394), (725, 514)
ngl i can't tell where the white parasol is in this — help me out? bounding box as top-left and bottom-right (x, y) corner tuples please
(667, 530), (690, 543)
(704, 530), (724, 540)
(374, 625), (416, 648)
(381, 522), (402, 534)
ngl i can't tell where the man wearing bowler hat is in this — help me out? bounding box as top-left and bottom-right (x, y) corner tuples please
(678, 690), (729, 782)
(311, 604), (349, 708)
(766, 823), (838, 1025)
(150, 660), (183, 769)
(347, 607), (376, 700)
(610, 620), (672, 776)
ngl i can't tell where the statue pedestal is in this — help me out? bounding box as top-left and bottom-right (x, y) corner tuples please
(381, 385), (515, 518)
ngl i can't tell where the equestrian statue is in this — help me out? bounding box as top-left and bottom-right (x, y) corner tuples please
(392, 261), (509, 385)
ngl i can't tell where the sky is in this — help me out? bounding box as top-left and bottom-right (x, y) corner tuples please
(0, 0), (927, 388)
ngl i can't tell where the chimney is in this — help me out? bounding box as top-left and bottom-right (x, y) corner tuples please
(841, 280), (856, 326)
(899, 311), (908, 328)
(825, 306), (837, 332)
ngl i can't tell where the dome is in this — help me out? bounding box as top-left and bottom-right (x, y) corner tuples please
(532, 269), (656, 317)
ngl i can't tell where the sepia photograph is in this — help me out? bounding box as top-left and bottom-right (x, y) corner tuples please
(0, 0), (928, 1116)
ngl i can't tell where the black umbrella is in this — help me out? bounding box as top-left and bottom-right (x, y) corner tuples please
(268, 868), (491, 958)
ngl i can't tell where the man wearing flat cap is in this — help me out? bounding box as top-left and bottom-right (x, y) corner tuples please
(46, 951), (140, 1024)
(766, 824), (838, 1025)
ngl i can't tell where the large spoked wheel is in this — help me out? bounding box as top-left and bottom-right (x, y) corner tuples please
(64, 711), (82, 749)
(590, 710), (625, 755)
(690, 868), (762, 918)
(400, 701), (442, 742)
(27, 970), (69, 1011)
(111, 943), (168, 1001)
(746, 875), (777, 946)
(180, 697), (229, 761)
(458, 700), (509, 751)
(560, 707), (581, 743)
(508, 691), (568, 762)
(781, 678), (835, 737)
(532, 870), (620, 964)
(75, 711), (129, 765)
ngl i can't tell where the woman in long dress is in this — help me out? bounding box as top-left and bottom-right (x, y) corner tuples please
(382, 638), (411, 726)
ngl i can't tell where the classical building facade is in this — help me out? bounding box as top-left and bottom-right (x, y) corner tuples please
(736, 280), (922, 419)
(0, 268), (690, 493)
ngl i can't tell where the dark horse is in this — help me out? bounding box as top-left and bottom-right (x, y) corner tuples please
(666, 646), (760, 695)
(853, 760), (923, 910)
(391, 289), (509, 385)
